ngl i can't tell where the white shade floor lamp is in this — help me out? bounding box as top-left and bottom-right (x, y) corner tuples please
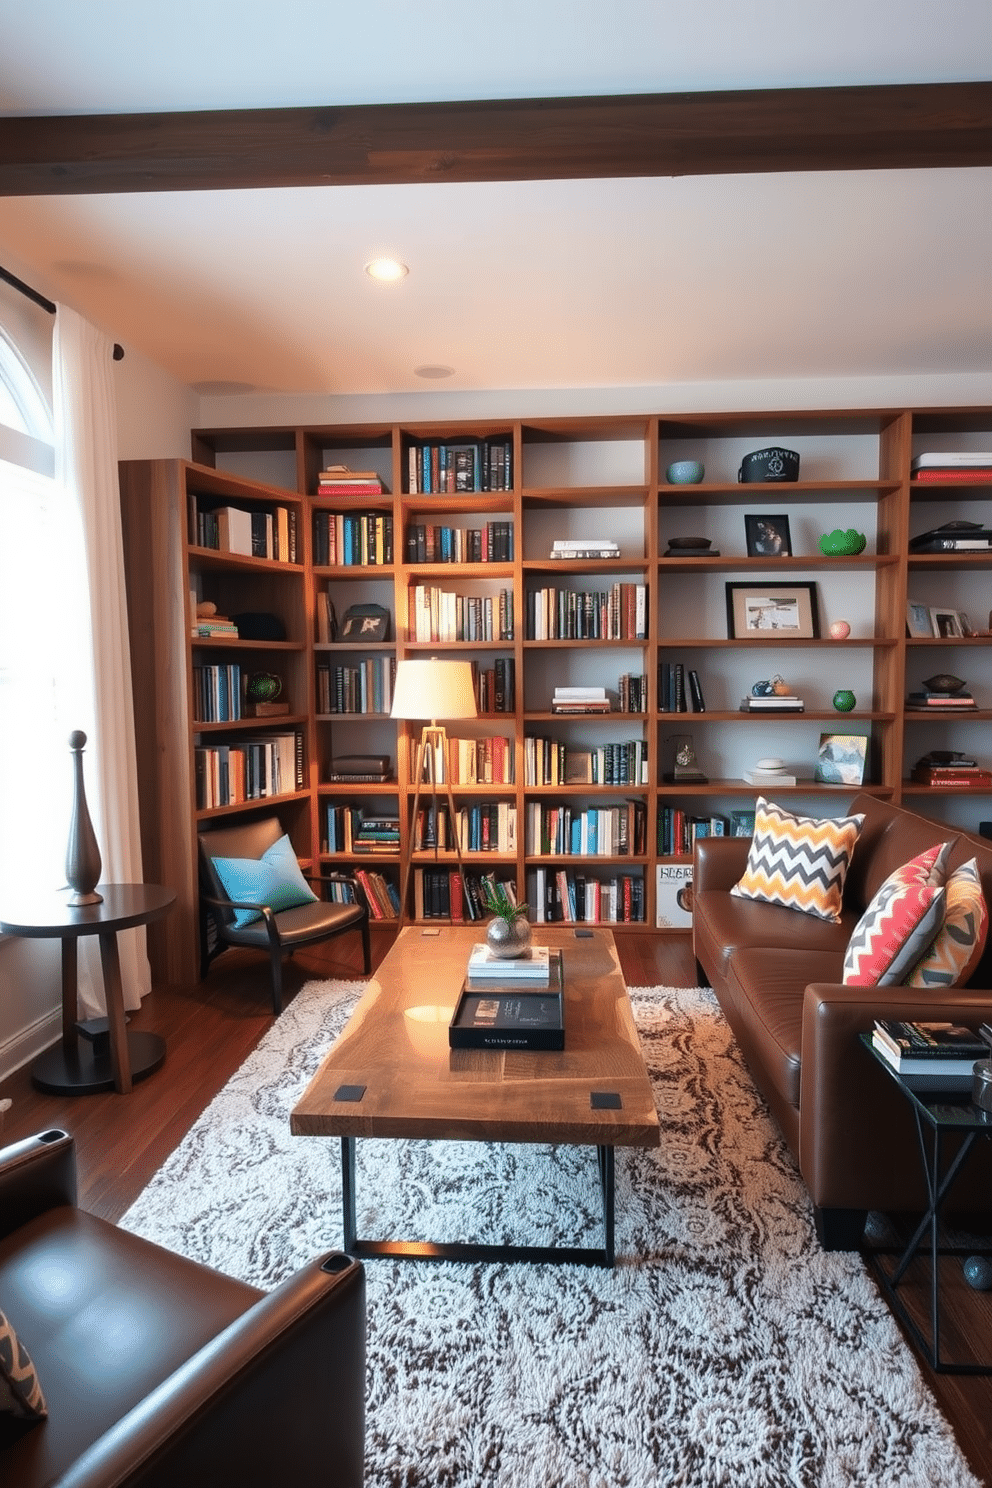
(391, 658), (478, 921)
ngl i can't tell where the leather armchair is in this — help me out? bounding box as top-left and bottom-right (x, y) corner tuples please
(0, 1130), (365, 1488)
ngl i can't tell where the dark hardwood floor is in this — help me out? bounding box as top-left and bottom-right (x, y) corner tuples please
(2, 928), (990, 1485)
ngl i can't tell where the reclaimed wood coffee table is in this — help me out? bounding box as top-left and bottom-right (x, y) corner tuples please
(291, 925), (660, 1267)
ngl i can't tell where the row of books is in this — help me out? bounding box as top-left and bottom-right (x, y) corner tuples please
(657, 809), (729, 857)
(526, 583), (648, 641)
(524, 801), (647, 857)
(475, 657), (515, 714)
(312, 510), (393, 567)
(404, 521), (513, 564)
(193, 663), (243, 722)
(523, 737), (649, 787)
(616, 673), (649, 713)
(414, 801), (517, 854)
(414, 869), (518, 921)
(190, 500), (299, 563)
(353, 868), (401, 920)
(316, 657), (396, 715)
(194, 732), (304, 809)
(659, 663), (705, 713)
(325, 806), (399, 855)
(416, 734), (515, 786)
(910, 756), (992, 787)
(406, 437), (513, 494)
(529, 867), (646, 924)
(408, 585), (514, 643)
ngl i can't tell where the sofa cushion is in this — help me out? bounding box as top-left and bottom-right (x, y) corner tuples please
(843, 846), (948, 986)
(211, 832), (318, 929)
(730, 797), (865, 924)
(0, 1304), (47, 1441)
(904, 856), (989, 988)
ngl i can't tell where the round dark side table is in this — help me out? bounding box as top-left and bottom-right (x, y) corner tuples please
(0, 883), (176, 1096)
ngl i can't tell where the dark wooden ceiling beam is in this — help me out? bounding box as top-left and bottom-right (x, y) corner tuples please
(2, 81), (991, 195)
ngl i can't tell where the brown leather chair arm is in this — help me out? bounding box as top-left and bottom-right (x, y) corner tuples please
(57, 1253), (366, 1488)
(800, 982), (992, 1210)
(0, 1129), (76, 1238)
(692, 835), (750, 893)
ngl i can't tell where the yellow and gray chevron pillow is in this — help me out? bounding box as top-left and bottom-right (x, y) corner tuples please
(904, 856), (988, 988)
(731, 797), (865, 923)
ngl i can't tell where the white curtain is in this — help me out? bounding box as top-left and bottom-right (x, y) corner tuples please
(53, 305), (150, 1016)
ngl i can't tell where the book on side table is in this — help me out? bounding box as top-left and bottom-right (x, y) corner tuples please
(871, 1019), (987, 1091)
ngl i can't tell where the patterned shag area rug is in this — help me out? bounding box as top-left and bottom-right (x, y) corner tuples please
(121, 981), (979, 1488)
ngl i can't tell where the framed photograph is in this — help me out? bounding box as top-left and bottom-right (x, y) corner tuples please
(906, 600), (934, 638)
(814, 733), (868, 786)
(725, 582), (819, 639)
(744, 514), (792, 557)
(929, 607), (964, 639)
(729, 809), (756, 838)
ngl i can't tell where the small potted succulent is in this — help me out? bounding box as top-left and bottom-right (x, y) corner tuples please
(480, 879), (532, 957)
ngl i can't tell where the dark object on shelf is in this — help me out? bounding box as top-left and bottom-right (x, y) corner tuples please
(666, 536), (711, 550)
(449, 953), (565, 1050)
(0, 1129), (366, 1488)
(744, 513), (792, 556)
(738, 447), (800, 483)
(329, 755), (392, 781)
(963, 1254), (992, 1291)
(231, 611), (287, 641)
(922, 674), (966, 694)
(339, 604), (390, 641)
(198, 816), (370, 1014)
(910, 520), (989, 551)
(664, 545), (720, 557)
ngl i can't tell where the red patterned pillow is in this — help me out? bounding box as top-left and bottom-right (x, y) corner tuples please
(904, 857), (988, 988)
(843, 845), (950, 986)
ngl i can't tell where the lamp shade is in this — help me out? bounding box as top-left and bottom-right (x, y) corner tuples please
(390, 658), (478, 721)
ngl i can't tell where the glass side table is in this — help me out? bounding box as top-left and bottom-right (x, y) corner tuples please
(861, 1033), (992, 1375)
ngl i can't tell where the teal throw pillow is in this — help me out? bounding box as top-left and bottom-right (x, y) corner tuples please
(211, 833), (318, 930)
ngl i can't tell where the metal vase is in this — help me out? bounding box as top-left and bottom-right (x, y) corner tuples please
(65, 730), (103, 905)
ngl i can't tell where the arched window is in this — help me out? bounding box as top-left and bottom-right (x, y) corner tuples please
(0, 321), (54, 474)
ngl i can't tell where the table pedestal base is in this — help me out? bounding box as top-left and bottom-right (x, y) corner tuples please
(32, 1031), (166, 1096)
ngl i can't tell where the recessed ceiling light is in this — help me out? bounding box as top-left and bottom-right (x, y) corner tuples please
(365, 258), (409, 282)
(414, 364), (455, 379)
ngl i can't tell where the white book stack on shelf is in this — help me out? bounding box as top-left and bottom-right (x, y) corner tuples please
(742, 757), (798, 788)
(552, 686), (611, 714)
(550, 539), (620, 559)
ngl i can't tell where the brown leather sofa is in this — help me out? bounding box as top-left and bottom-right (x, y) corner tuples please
(692, 793), (992, 1249)
(0, 1129), (366, 1487)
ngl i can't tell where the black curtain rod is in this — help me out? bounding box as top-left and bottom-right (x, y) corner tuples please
(1, 263), (124, 360)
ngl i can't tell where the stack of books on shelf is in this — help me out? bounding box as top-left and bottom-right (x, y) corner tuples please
(525, 800), (647, 857)
(549, 538), (620, 560)
(551, 686), (611, 714)
(415, 735), (514, 786)
(910, 453), (992, 484)
(405, 520), (513, 564)
(909, 521), (992, 552)
(741, 759), (797, 787)
(466, 942), (553, 983)
(414, 869), (517, 922)
(871, 1019), (987, 1091)
(905, 685), (977, 712)
(409, 584), (514, 643)
(473, 657), (515, 714)
(191, 608), (239, 639)
(352, 813), (401, 853)
(657, 809), (728, 857)
(530, 867), (645, 924)
(313, 509), (393, 566)
(316, 657), (396, 715)
(527, 582), (647, 641)
(316, 465), (386, 496)
(740, 692), (805, 713)
(910, 754), (992, 788)
(193, 663), (243, 722)
(406, 437), (512, 494)
(191, 502), (298, 562)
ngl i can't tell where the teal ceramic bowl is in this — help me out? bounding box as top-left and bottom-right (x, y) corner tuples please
(666, 460), (705, 485)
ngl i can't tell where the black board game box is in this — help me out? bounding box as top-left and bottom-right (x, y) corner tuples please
(449, 951), (564, 1050)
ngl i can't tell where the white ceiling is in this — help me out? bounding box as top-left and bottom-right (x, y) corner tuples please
(1, 0), (991, 401)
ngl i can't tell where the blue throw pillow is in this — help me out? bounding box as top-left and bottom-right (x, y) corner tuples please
(211, 833), (318, 930)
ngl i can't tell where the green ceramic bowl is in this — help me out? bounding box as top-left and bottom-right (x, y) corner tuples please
(819, 529), (867, 556)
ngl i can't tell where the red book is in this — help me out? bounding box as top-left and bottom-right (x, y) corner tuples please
(911, 469), (992, 482)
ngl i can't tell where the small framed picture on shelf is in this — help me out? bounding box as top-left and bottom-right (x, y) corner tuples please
(744, 514), (792, 558)
(906, 600), (934, 638)
(729, 809), (756, 838)
(929, 607), (965, 639)
(725, 581), (819, 640)
(814, 733), (868, 786)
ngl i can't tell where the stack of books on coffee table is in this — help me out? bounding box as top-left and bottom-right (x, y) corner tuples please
(450, 945), (565, 1050)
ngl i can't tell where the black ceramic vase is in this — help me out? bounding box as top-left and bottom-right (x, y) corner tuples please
(66, 730), (103, 906)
